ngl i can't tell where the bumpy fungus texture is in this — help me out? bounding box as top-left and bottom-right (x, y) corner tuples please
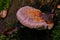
(16, 6), (54, 30)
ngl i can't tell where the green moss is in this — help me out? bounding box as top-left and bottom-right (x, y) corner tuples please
(6, 22), (13, 27)
(0, 0), (11, 11)
(52, 21), (60, 40)
(0, 35), (6, 40)
(0, 31), (18, 40)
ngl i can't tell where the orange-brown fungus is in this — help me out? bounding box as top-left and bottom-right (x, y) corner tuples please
(16, 6), (54, 30)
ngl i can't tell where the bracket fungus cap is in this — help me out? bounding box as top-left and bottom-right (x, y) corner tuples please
(0, 10), (7, 18)
(16, 6), (54, 30)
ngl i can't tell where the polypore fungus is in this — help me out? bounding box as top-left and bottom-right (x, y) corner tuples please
(0, 10), (7, 18)
(57, 5), (60, 9)
(16, 6), (54, 30)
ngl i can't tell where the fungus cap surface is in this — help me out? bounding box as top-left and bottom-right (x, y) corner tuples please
(16, 6), (54, 30)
